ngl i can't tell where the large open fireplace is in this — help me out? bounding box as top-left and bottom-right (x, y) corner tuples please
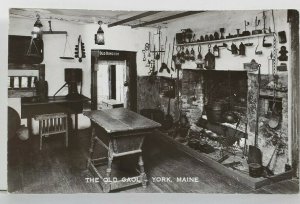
(179, 69), (289, 175)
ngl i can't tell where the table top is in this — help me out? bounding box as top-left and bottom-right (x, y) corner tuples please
(84, 108), (161, 133)
(21, 95), (90, 106)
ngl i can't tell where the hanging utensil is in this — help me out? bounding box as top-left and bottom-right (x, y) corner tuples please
(255, 37), (263, 55)
(190, 47), (195, 61)
(74, 35), (86, 62)
(170, 37), (175, 71)
(166, 43), (171, 73)
(248, 66), (263, 168)
(196, 45), (204, 69)
(180, 47), (185, 63)
(158, 27), (161, 60)
(263, 36), (272, 47)
(239, 42), (246, 56)
(60, 34), (74, 59)
(162, 36), (168, 62)
(142, 50), (146, 61)
(268, 98), (280, 129)
(176, 46), (181, 60)
(197, 45), (203, 60)
(204, 44), (215, 69)
(185, 47), (190, 60)
(159, 42), (170, 74)
(148, 32), (151, 57)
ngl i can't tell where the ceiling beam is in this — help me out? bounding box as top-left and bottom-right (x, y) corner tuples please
(131, 11), (205, 28)
(108, 11), (161, 28)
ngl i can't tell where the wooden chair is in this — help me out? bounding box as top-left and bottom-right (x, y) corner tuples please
(35, 113), (68, 150)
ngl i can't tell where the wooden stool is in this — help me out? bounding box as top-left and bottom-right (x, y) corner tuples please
(35, 113), (68, 150)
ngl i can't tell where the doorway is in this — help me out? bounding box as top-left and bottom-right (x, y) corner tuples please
(91, 50), (137, 111)
(96, 60), (127, 109)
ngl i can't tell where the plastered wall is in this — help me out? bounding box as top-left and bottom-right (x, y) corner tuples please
(8, 16), (155, 130)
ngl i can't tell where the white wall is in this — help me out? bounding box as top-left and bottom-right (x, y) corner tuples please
(9, 17), (88, 95)
(8, 16), (156, 130)
(163, 10), (290, 76)
(8, 17), (90, 130)
(81, 23), (156, 80)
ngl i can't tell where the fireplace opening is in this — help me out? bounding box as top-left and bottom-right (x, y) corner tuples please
(202, 70), (248, 114)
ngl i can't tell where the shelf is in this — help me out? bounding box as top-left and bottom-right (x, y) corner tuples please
(42, 31), (68, 35)
(182, 68), (248, 72)
(176, 32), (274, 46)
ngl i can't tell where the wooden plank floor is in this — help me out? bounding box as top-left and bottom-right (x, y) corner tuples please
(7, 129), (299, 194)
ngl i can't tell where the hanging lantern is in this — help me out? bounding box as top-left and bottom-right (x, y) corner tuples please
(213, 45), (220, 57)
(205, 44), (215, 70)
(95, 21), (104, 45)
(32, 14), (43, 39)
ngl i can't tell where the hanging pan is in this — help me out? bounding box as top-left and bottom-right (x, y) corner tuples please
(60, 34), (74, 59)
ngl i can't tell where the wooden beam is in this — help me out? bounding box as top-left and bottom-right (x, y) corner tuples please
(108, 11), (161, 28)
(131, 11), (205, 28)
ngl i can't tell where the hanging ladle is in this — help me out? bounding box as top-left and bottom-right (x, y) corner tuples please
(60, 34), (74, 59)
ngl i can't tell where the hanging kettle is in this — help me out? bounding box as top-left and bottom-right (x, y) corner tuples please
(204, 44), (215, 70)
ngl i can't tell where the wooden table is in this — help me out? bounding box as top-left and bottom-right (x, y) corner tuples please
(21, 95), (90, 136)
(84, 108), (161, 192)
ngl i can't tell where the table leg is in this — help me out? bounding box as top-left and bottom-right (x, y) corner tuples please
(75, 113), (78, 136)
(87, 126), (96, 168)
(27, 117), (32, 137)
(107, 145), (114, 176)
(138, 154), (147, 188)
(103, 142), (113, 193)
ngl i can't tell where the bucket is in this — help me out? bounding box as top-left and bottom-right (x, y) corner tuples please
(249, 163), (263, 178)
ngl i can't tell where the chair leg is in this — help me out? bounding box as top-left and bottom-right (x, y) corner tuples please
(65, 117), (68, 148)
(39, 121), (42, 150)
(40, 137), (42, 150)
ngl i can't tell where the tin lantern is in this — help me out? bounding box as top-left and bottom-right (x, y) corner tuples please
(95, 21), (105, 45)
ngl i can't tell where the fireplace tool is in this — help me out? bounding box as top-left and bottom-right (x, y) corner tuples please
(159, 42), (171, 74)
(248, 66), (263, 177)
(163, 75), (174, 130)
(170, 37), (175, 71)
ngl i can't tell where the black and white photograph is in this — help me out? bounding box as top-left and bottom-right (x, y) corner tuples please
(1, 0), (300, 202)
